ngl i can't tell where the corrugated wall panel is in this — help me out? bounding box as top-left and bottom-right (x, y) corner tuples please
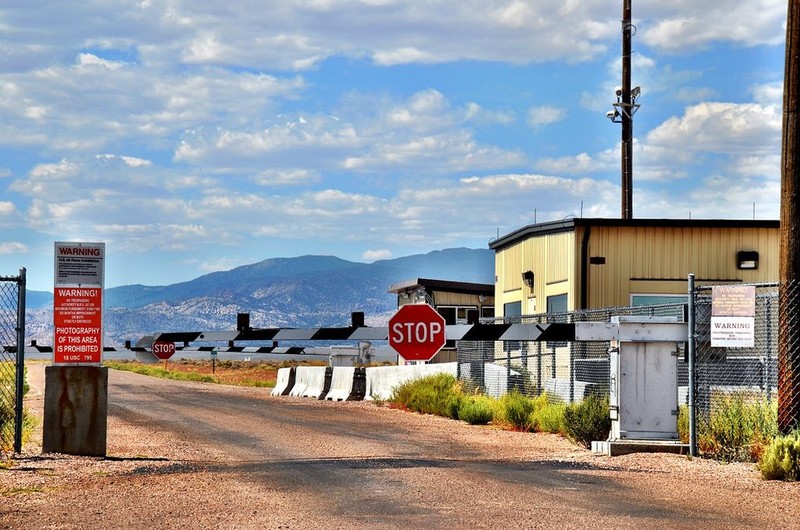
(585, 225), (778, 308)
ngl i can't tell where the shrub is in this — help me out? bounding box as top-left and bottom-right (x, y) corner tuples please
(458, 395), (494, 425)
(563, 395), (611, 448)
(389, 373), (463, 419)
(497, 390), (535, 431)
(531, 393), (567, 435)
(759, 430), (800, 481)
(700, 393), (777, 462)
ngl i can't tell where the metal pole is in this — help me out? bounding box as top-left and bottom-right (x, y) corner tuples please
(621, 0), (633, 219)
(766, 296), (773, 403)
(687, 273), (697, 457)
(14, 268), (26, 454)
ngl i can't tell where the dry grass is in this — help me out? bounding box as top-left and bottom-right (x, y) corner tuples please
(105, 359), (326, 387)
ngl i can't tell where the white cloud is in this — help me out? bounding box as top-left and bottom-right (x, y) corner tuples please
(527, 105), (566, 128)
(645, 102), (781, 155)
(0, 242), (28, 254)
(0, 201), (15, 215)
(642, 1), (786, 51)
(362, 249), (392, 261)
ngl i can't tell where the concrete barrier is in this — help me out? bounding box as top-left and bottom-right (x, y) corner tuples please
(326, 366), (356, 401)
(301, 366), (327, 399)
(289, 366), (311, 397)
(364, 362), (458, 401)
(271, 367), (294, 397)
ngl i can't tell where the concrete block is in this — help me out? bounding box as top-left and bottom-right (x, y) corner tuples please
(42, 366), (108, 457)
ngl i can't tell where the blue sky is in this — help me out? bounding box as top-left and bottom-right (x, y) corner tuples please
(0, 1), (788, 291)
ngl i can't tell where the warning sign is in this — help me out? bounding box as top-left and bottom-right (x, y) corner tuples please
(54, 287), (103, 363)
(54, 242), (105, 364)
(711, 285), (755, 347)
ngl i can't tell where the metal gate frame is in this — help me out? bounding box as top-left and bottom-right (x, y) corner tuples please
(1, 268), (26, 453)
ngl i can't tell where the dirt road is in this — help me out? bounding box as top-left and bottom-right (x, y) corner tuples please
(2, 365), (799, 529)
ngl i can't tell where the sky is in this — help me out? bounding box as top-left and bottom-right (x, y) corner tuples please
(0, 1), (789, 292)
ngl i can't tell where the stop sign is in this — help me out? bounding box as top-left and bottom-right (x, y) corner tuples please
(388, 304), (447, 362)
(152, 341), (176, 360)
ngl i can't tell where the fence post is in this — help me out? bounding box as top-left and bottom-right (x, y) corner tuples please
(687, 273), (697, 457)
(14, 268), (26, 453)
(766, 296), (773, 403)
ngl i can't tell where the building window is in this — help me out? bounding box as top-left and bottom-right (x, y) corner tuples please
(546, 293), (568, 347)
(504, 301), (522, 318)
(546, 293), (568, 315)
(481, 306), (495, 319)
(631, 294), (687, 306)
(438, 305), (479, 325)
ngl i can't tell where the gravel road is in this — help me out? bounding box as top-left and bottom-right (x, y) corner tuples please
(2, 364), (799, 529)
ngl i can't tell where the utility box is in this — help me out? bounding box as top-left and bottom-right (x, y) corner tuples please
(609, 317), (680, 441)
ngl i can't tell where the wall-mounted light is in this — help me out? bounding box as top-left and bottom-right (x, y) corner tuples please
(737, 250), (759, 270)
(478, 294), (486, 304)
(522, 270), (534, 288)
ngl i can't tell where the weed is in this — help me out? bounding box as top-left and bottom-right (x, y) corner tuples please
(759, 429), (800, 481)
(458, 395), (494, 425)
(563, 395), (611, 449)
(497, 390), (535, 431)
(389, 373), (463, 419)
(531, 394), (567, 435)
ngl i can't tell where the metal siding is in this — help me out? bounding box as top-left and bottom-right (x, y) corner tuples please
(586, 225), (779, 308)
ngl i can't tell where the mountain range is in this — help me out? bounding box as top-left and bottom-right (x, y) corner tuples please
(26, 247), (494, 346)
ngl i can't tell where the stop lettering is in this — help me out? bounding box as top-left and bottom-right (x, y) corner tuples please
(388, 304), (447, 362)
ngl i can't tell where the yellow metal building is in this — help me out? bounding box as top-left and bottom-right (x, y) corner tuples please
(490, 218), (779, 317)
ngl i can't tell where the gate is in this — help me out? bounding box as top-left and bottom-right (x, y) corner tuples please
(1, 269), (26, 453)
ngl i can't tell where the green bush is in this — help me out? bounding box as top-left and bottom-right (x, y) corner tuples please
(563, 395), (611, 448)
(759, 430), (800, 481)
(497, 390), (535, 431)
(390, 373), (463, 419)
(458, 395), (494, 425)
(531, 393), (567, 435)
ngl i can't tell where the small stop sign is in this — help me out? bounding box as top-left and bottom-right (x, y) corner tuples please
(388, 304), (447, 362)
(152, 341), (176, 360)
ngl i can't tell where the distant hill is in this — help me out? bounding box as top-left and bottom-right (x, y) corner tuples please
(26, 247), (494, 345)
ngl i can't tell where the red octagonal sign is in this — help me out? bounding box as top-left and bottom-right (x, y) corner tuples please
(388, 304), (446, 362)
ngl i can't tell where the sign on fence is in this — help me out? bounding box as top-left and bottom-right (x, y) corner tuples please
(710, 285), (755, 347)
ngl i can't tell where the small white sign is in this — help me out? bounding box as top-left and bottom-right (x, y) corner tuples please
(710, 316), (754, 348)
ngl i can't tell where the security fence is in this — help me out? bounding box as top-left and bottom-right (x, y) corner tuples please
(0, 269), (25, 454)
(458, 302), (686, 403)
(690, 282), (785, 439)
(457, 279), (800, 453)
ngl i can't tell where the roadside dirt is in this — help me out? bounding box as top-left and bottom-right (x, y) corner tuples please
(2, 363), (799, 529)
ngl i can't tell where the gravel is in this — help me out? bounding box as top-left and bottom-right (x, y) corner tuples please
(2, 364), (799, 529)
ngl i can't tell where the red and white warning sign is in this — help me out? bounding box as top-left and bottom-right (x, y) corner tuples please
(54, 287), (103, 364)
(53, 242), (105, 364)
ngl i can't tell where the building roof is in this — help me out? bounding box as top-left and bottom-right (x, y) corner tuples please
(488, 217), (780, 251)
(388, 277), (494, 296)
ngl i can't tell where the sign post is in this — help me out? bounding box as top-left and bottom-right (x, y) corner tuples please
(388, 304), (447, 363)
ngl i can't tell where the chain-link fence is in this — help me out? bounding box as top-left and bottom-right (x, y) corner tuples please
(457, 303), (686, 403)
(694, 283), (779, 440)
(778, 281), (800, 434)
(457, 279), (800, 455)
(0, 270), (25, 453)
